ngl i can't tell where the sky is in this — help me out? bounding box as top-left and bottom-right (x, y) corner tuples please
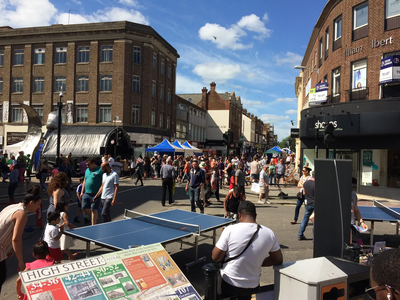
(0, 0), (327, 141)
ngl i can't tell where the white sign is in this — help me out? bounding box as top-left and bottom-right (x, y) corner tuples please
(305, 79), (311, 96)
(3, 101), (8, 123)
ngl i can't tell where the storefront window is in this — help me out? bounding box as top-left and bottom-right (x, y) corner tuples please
(352, 59), (367, 90)
(361, 149), (400, 189)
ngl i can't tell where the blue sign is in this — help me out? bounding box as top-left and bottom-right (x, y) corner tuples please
(380, 55), (400, 84)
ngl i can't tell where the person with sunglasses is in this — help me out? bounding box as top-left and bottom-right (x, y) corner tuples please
(290, 166), (312, 225)
(366, 248), (400, 300)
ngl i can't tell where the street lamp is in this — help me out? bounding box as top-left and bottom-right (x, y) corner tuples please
(114, 116), (119, 157)
(295, 65), (319, 74)
(56, 92), (64, 166)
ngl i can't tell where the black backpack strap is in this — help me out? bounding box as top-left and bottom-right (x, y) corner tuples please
(223, 224), (261, 264)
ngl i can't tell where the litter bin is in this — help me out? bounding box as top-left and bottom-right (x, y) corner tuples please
(273, 257), (370, 300)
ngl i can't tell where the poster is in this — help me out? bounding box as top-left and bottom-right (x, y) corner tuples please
(353, 67), (366, 89)
(67, 100), (73, 124)
(20, 243), (202, 300)
(3, 101), (8, 123)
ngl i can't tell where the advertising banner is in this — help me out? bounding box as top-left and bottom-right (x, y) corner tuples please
(309, 83), (328, 106)
(379, 55), (400, 84)
(20, 243), (202, 300)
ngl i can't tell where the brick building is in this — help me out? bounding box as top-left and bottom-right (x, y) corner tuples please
(296, 0), (400, 199)
(0, 21), (179, 155)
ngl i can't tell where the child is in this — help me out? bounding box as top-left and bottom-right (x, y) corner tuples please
(74, 177), (89, 224)
(56, 201), (78, 260)
(16, 241), (54, 299)
(224, 186), (246, 221)
(44, 211), (64, 263)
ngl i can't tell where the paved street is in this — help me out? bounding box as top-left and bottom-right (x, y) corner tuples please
(0, 177), (398, 298)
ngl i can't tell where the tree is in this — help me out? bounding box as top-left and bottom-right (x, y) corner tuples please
(278, 136), (295, 151)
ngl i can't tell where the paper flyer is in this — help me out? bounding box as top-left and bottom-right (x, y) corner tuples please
(20, 243), (202, 300)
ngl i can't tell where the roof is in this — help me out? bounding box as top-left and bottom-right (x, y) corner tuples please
(177, 94), (203, 105)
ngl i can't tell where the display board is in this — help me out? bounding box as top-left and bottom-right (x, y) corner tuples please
(20, 243), (202, 300)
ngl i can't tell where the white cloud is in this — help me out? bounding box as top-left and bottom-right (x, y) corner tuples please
(285, 109), (297, 114)
(118, 0), (139, 7)
(242, 99), (263, 108)
(0, 0), (57, 27)
(262, 13), (269, 22)
(198, 13), (271, 50)
(259, 114), (292, 140)
(176, 74), (202, 94)
(274, 51), (303, 66)
(193, 63), (241, 83)
(275, 97), (296, 103)
(199, 23), (251, 50)
(72, 0), (82, 5)
(237, 14), (271, 39)
(56, 7), (149, 25)
(259, 114), (290, 124)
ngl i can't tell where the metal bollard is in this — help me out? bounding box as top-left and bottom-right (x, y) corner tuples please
(202, 263), (219, 300)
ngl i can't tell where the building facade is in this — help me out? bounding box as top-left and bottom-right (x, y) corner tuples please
(296, 0), (400, 199)
(0, 21), (179, 155)
(242, 109), (256, 153)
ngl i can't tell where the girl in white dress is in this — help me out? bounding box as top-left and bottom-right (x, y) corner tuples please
(56, 201), (77, 260)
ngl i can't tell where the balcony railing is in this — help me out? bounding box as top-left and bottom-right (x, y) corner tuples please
(345, 87), (369, 102)
(326, 94), (341, 104)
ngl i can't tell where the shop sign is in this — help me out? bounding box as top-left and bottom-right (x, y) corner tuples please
(230, 143), (235, 148)
(303, 114), (360, 138)
(290, 128), (299, 138)
(379, 55), (400, 84)
(309, 83), (328, 106)
(363, 150), (373, 166)
(309, 88), (316, 103)
(7, 132), (26, 145)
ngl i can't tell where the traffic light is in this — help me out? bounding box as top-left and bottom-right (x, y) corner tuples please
(324, 123), (335, 144)
(223, 131), (229, 145)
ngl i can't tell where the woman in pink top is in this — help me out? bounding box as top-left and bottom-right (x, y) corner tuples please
(16, 241), (54, 299)
(0, 186), (42, 293)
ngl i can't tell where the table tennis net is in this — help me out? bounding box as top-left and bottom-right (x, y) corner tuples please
(374, 200), (400, 220)
(124, 210), (200, 235)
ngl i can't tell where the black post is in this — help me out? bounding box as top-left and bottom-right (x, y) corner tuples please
(202, 263), (219, 300)
(315, 129), (319, 159)
(56, 92), (63, 166)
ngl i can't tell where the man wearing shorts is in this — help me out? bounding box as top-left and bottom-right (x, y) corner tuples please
(80, 158), (103, 225)
(258, 165), (270, 204)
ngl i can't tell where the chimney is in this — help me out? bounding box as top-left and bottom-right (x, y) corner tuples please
(210, 82), (216, 91)
(202, 87), (208, 110)
(251, 114), (254, 118)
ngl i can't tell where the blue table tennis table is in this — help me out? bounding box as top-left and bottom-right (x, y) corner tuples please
(65, 209), (235, 267)
(358, 201), (400, 245)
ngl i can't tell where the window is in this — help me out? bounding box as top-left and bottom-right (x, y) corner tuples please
(100, 75), (112, 92)
(100, 46), (113, 62)
(152, 81), (156, 97)
(33, 77), (44, 93)
(99, 104), (112, 123)
(167, 115), (170, 129)
(151, 109), (155, 126)
(132, 76), (140, 93)
(318, 38), (323, 66)
(0, 78), (2, 93)
(387, 0), (400, 18)
(53, 104), (65, 123)
(14, 50), (24, 65)
(133, 47), (141, 64)
(159, 112), (163, 127)
(32, 104), (43, 122)
(132, 105), (140, 124)
(325, 27), (329, 58)
(167, 89), (171, 104)
(314, 50), (317, 67)
(334, 17), (342, 40)
(332, 68), (341, 96)
(77, 76), (89, 92)
(352, 59), (367, 90)
(354, 3), (368, 29)
(161, 59), (165, 75)
(0, 50), (3, 66)
(78, 46), (90, 63)
(55, 76), (66, 92)
(160, 85), (164, 100)
(0, 106), (2, 122)
(152, 53), (157, 70)
(323, 74), (328, 83)
(55, 47), (67, 64)
(13, 78), (23, 93)
(76, 104), (88, 123)
(168, 65), (172, 79)
(34, 49), (45, 65)
(11, 105), (23, 122)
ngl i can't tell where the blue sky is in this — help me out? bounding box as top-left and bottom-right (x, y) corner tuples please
(0, 0), (327, 140)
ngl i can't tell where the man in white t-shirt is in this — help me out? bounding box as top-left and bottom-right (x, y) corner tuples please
(212, 201), (282, 299)
(94, 162), (119, 223)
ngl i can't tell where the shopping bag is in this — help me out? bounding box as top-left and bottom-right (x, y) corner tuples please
(251, 182), (260, 193)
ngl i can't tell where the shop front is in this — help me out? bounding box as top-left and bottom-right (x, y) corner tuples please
(300, 98), (400, 200)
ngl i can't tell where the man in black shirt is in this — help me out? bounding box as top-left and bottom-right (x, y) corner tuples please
(298, 171), (315, 241)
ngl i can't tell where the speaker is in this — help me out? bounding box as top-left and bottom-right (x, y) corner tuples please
(313, 159), (352, 258)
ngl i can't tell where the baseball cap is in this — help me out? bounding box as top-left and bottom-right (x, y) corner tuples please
(238, 201), (256, 214)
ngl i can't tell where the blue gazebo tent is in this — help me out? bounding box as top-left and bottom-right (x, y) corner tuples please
(146, 139), (181, 155)
(183, 141), (202, 156)
(172, 141), (194, 156)
(264, 146), (283, 155)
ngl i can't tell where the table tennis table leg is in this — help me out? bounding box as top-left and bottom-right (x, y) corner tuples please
(86, 241), (91, 257)
(212, 229), (216, 245)
(370, 221), (375, 246)
(397, 222), (399, 236)
(194, 235), (199, 260)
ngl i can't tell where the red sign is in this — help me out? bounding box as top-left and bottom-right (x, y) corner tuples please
(230, 143), (235, 148)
